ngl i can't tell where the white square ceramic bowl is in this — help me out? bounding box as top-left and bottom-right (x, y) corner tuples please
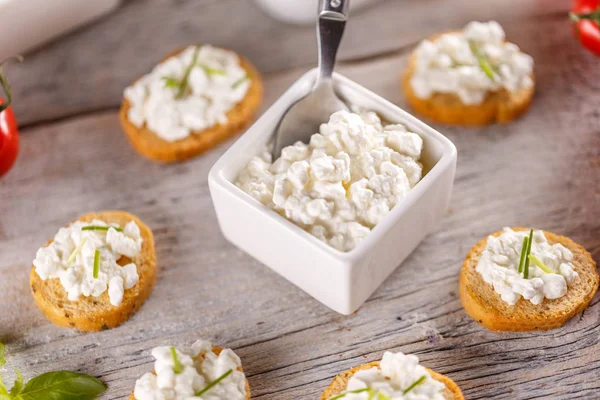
(208, 68), (457, 315)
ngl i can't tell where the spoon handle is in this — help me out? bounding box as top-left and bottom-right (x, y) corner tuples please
(316, 0), (349, 85)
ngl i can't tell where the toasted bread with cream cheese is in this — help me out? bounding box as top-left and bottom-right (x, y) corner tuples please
(460, 228), (598, 331)
(402, 31), (535, 126)
(320, 361), (463, 400)
(30, 210), (156, 331)
(120, 49), (263, 163)
(129, 346), (251, 400)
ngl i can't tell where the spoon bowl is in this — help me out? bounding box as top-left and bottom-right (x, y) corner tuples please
(271, 0), (350, 159)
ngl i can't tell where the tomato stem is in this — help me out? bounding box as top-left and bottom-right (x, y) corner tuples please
(569, 9), (600, 25)
(0, 56), (23, 113)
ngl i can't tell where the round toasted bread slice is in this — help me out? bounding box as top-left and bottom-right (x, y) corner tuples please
(129, 346), (251, 400)
(120, 49), (263, 163)
(401, 31), (535, 126)
(30, 211), (157, 331)
(320, 361), (463, 400)
(460, 228), (599, 331)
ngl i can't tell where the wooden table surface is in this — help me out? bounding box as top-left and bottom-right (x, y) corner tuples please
(1, 1), (599, 399)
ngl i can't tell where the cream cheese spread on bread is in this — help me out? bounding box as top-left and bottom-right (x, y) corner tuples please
(476, 227), (578, 305)
(124, 45), (251, 142)
(236, 110), (423, 252)
(134, 340), (246, 400)
(340, 352), (445, 399)
(33, 219), (142, 306)
(410, 21), (534, 105)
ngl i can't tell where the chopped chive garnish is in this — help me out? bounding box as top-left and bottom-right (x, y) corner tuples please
(170, 347), (183, 374)
(403, 376), (426, 395)
(528, 254), (553, 274)
(67, 237), (87, 265)
(162, 76), (180, 88)
(93, 250), (100, 279)
(195, 369), (233, 396)
(176, 46), (201, 99)
(329, 388), (372, 400)
(82, 225), (123, 232)
(200, 63), (227, 76)
(523, 229), (534, 279)
(468, 40), (496, 81)
(232, 74), (249, 89)
(517, 236), (529, 274)
(377, 392), (391, 400)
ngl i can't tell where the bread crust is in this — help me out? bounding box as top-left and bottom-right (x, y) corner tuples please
(30, 211), (157, 331)
(129, 346), (251, 400)
(401, 31), (535, 126)
(320, 361), (463, 400)
(460, 227), (599, 331)
(120, 49), (263, 163)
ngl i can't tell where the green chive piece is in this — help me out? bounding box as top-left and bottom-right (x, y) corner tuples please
(529, 254), (553, 274)
(468, 40), (496, 81)
(93, 250), (100, 279)
(517, 236), (529, 274)
(195, 369), (233, 396)
(232, 74), (249, 89)
(67, 237), (88, 265)
(176, 46), (201, 99)
(200, 63), (227, 76)
(523, 229), (534, 279)
(403, 376), (427, 395)
(377, 393), (391, 400)
(328, 388), (372, 400)
(170, 347), (183, 374)
(162, 76), (181, 89)
(82, 225), (123, 232)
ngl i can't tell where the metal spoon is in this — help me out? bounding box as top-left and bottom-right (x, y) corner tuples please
(271, 0), (350, 159)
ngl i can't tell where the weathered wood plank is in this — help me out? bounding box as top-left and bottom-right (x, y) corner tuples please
(7, 0), (568, 126)
(1, 14), (599, 400)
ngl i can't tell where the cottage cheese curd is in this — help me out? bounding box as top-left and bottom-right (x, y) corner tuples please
(134, 340), (246, 400)
(236, 110), (423, 252)
(124, 45), (251, 142)
(33, 219), (143, 306)
(410, 21), (534, 105)
(339, 352), (445, 400)
(476, 228), (578, 305)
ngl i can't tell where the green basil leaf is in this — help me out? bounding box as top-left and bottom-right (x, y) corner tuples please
(0, 374), (8, 396)
(10, 369), (23, 395)
(19, 371), (107, 400)
(0, 343), (6, 368)
(0, 343), (8, 395)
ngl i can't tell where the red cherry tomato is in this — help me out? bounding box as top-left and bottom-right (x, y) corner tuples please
(571, 0), (600, 56)
(0, 99), (19, 178)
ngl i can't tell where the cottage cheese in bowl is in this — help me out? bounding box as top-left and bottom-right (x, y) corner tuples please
(410, 21), (534, 105)
(236, 110), (423, 252)
(476, 228), (578, 305)
(33, 219), (143, 306)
